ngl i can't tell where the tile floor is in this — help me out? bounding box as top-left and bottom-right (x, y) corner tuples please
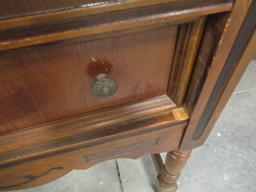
(7, 60), (256, 192)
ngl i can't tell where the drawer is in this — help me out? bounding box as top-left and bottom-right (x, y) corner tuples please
(0, 26), (177, 133)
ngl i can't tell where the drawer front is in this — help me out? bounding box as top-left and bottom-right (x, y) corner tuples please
(0, 26), (177, 133)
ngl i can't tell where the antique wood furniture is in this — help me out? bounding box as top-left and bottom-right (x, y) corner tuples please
(0, 0), (255, 191)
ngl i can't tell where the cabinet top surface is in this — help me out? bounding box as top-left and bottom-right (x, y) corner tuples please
(0, 0), (233, 52)
(0, 0), (173, 20)
(0, 0), (233, 20)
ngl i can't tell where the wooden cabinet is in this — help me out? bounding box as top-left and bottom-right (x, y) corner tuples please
(0, 0), (255, 191)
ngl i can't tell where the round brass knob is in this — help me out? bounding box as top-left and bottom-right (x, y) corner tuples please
(88, 58), (118, 97)
(92, 73), (118, 97)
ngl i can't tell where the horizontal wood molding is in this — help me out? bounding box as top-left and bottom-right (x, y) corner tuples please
(0, 95), (187, 168)
(0, 0), (233, 30)
(0, 0), (179, 20)
(0, 95), (188, 190)
(0, 0), (233, 52)
(0, 0), (179, 30)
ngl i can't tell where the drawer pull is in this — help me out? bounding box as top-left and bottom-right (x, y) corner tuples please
(89, 58), (118, 97)
(92, 73), (118, 97)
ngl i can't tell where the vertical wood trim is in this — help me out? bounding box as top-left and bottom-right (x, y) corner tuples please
(193, 1), (256, 140)
(180, 0), (255, 150)
(197, 32), (256, 146)
(168, 24), (191, 101)
(184, 14), (228, 113)
(168, 17), (206, 106)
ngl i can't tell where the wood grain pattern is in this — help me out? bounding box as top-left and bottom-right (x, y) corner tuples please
(0, 95), (188, 190)
(0, 26), (177, 134)
(0, 0), (233, 52)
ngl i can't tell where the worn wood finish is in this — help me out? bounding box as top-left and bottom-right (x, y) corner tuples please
(0, 26), (176, 134)
(184, 13), (228, 114)
(168, 17), (206, 106)
(0, 96), (188, 190)
(0, 0), (255, 191)
(181, 0), (255, 150)
(191, 7), (256, 145)
(193, 2), (256, 140)
(0, 0), (233, 52)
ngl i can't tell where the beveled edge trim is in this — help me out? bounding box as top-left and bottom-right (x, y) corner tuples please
(0, 0), (233, 52)
(0, 95), (188, 168)
(0, 0), (178, 30)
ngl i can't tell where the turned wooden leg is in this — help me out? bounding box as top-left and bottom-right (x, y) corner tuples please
(156, 150), (191, 192)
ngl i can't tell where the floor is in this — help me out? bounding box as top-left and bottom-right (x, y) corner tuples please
(8, 60), (256, 192)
